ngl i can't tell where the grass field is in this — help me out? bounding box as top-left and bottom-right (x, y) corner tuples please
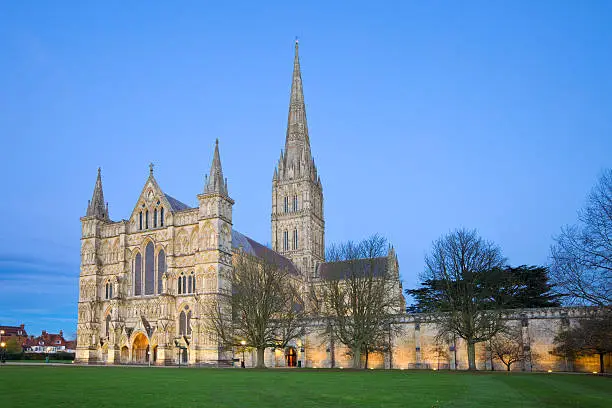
(0, 366), (609, 407)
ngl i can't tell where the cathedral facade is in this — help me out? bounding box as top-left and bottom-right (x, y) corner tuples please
(76, 43), (606, 373)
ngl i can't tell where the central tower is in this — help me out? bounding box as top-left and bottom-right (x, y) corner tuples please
(272, 41), (325, 278)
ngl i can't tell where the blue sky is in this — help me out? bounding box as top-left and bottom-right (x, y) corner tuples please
(0, 1), (611, 337)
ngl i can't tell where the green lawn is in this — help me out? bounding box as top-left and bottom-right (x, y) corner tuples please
(0, 366), (609, 407)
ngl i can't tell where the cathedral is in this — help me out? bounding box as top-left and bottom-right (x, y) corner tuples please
(76, 41), (400, 366)
(76, 42), (604, 372)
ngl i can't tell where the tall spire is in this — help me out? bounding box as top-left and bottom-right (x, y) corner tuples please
(284, 39), (311, 164)
(86, 167), (109, 220)
(204, 139), (228, 196)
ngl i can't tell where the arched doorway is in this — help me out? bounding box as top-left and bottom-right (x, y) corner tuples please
(152, 345), (158, 363)
(286, 347), (297, 367)
(132, 333), (149, 364)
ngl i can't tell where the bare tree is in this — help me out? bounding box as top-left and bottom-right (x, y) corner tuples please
(490, 326), (530, 372)
(203, 251), (306, 368)
(311, 235), (403, 369)
(430, 339), (450, 370)
(422, 228), (507, 370)
(550, 169), (612, 306)
(553, 309), (612, 373)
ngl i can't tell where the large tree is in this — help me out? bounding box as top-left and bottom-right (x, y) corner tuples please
(407, 265), (560, 313)
(203, 251), (306, 368)
(311, 235), (403, 369)
(550, 169), (612, 306)
(416, 228), (507, 370)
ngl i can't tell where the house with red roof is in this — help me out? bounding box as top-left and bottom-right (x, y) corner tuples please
(25, 330), (72, 353)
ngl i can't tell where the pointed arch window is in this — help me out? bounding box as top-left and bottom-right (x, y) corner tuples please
(154, 208), (158, 228)
(179, 310), (187, 336)
(134, 253), (142, 296)
(178, 273), (184, 295)
(185, 271), (195, 294)
(105, 280), (113, 300)
(293, 195), (298, 212)
(105, 314), (111, 338)
(187, 310), (192, 335)
(178, 307), (192, 337)
(293, 229), (298, 250)
(157, 250), (166, 295)
(283, 230), (289, 251)
(145, 210), (149, 229)
(139, 212), (143, 230)
(284, 196), (288, 213)
(144, 242), (154, 295)
(160, 207), (164, 226)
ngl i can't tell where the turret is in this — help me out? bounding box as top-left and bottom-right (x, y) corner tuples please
(85, 168), (109, 221)
(198, 139), (235, 296)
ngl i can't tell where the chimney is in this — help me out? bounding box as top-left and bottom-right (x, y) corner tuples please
(59, 330), (63, 337)
(20, 324), (25, 329)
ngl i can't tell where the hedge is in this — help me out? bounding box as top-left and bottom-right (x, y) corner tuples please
(2, 352), (75, 361)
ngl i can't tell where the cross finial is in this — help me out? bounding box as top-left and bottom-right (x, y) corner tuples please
(149, 162), (154, 175)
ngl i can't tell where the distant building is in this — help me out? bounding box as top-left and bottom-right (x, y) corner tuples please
(25, 330), (71, 353)
(0, 324), (28, 350)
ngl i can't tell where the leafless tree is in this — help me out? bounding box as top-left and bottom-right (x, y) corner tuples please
(430, 339), (450, 370)
(311, 235), (403, 369)
(550, 169), (612, 306)
(552, 309), (612, 373)
(203, 251), (306, 368)
(490, 326), (531, 371)
(423, 228), (507, 370)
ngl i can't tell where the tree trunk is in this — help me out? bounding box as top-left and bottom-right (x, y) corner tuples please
(467, 342), (477, 371)
(352, 348), (361, 369)
(365, 349), (369, 369)
(255, 347), (266, 368)
(506, 364), (511, 372)
(599, 353), (604, 374)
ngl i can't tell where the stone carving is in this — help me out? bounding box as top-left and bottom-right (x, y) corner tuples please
(174, 210), (198, 226)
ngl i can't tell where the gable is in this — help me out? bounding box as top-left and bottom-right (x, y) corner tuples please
(129, 175), (192, 231)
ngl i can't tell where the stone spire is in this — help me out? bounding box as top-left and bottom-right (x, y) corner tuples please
(284, 39), (311, 167)
(204, 139), (228, 196)
(86, 167), (109, 220)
